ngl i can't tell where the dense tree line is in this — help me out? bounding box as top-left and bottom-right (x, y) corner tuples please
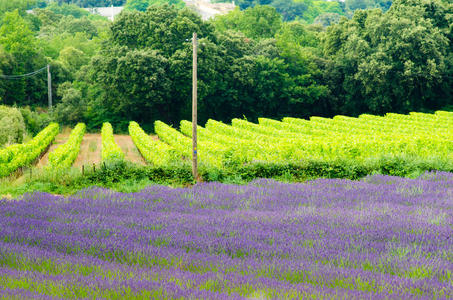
(0, 0), (451, 132)
(0, 2), (108, 118)
(51, 0), (127, 7)
(124, 0), (185, 12)
(210, 0), (394, 23)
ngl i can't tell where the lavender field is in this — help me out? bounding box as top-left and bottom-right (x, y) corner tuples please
(0, 172), (452, 299)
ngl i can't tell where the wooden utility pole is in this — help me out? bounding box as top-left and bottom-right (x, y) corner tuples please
(192, 32), (198, 181)
(47, 64), (52, 109)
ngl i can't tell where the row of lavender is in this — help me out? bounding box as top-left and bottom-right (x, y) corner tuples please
(0, 172), (452, 298)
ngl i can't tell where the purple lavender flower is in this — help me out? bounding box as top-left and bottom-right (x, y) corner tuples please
(0, 171), (452, 298)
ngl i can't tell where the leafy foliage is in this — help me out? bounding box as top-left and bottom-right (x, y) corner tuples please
(19, 107), (52, 136)
(50, 0), (126, 8)
(90, 46), (171, 129)
(45, 2), (90, 18)
(101, 122), (124, 162)
(345, 0), (393, 13)
(323, 0), (453, 114)
(0, 0), (37, 17)
(213, 6), (282, 39)
(52, 82), (87, 126)
(124, 0), (185, 12)
(228, 0), (344, 22)
(47, 122), (85, 169)
(0, 9), (47, 106)
(0, 0), (452, 134)
(0, 106), (25, 147)
(0, 122), (59, 177)
(128, 121), (177, 166)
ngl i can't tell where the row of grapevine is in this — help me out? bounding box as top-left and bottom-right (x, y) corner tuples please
(154, 121), (191, 158)
(155, 121), (223, 167)
(101, 122), (124, 162)
(210, 111), (452, 165)
(47, 123), (86, 169)
(115, 111), (453, 168)
(0, 123), (59, 177)
(202, 120), (297, 163)
(178, 121), (230, 158)
(285, 113), (452, 142)
(128, 121), (177, 166)
(259, 118), (451, 160)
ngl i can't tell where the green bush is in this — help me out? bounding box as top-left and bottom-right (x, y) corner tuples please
(3, 154), (451, 196)
(0, 123), (59, 177)
(52, 82), (86, 127)
(200, 155), (453, 182)
(0, 105), (25, 147)
(47, 123), (86, 169)
(101, 122), (125, 162)
(19, 107), (52, 136)
(82, 160), (193, 185)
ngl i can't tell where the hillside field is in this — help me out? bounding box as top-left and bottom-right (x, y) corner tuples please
(1, 111), (451, 182)
(0, 111), (452, 298)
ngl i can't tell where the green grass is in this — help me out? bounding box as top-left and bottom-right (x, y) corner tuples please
(88, 140), (97, 152)
(1, 154), (452, 197)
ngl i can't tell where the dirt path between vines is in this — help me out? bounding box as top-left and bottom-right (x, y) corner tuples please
(115, 134), (146, 166)
(73, 133), (146, 167)
(36, 128), (72, 168)
(35, 132), (148, 169)
(73, 133), (102, 168)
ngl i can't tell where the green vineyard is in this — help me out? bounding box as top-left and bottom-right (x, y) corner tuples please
(0, 123), (59, 177)
(101, 122), (124, 162)
(47, 123), (86, 170)
(0, 111), (451, 178)
(135, 111), (453, 167)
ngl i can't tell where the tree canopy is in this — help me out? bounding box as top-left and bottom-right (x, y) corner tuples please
(0, 0), (451, 132)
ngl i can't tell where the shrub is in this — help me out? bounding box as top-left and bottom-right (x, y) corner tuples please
(0, 105), (25, 147)
(19, 106), (52, 136)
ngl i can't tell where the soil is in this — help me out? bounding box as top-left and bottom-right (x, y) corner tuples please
(114, 134), (146, 166)
(36, 133), (69, 168)
(35, 132), (154, 169)
(73, 133), (102, 168)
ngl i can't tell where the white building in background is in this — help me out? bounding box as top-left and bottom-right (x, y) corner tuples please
(184, 0), (235, 20)
(84, 6), (124, 21)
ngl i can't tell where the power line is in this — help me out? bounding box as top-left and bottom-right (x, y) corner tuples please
(0, 64), (53, 109)
(0, 66), (48, 80)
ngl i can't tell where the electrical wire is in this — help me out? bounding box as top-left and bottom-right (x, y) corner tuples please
(0, 66), (48, 80)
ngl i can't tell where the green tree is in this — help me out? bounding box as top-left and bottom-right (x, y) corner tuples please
(124, 0), (184, 12)
(33, 7), (61, 28)
(58, 16), (98, 38)
(46, 2), (89, 18)
(213, 6), (282, 39)
(272, 0), (309, 21)
(58, 46), (88, 73)
(0, 105), (25, 146)
(345, 0), (393, 13)
(90, 46), (172, 127)
(0, 46), (14, 102)
(304, 0), (343, 23)
(313, 12), (342, 27)
(276, 23), (329, 117)
(0, 10), (37, 64)
(323, 0), (452, 114)
(124, 0), (149, 11)
(0, 0), (36, 17)
(0, 9), (47, 106)
(112, 5), (214, 55)
(52, 82), (86, 125)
